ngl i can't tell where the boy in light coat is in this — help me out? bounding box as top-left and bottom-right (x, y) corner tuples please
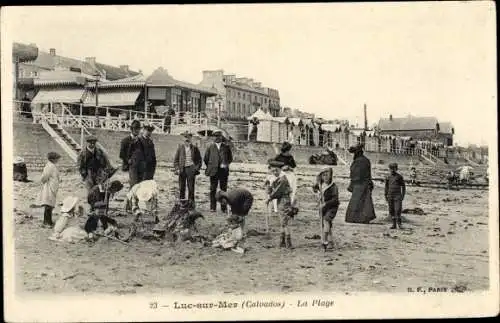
(38, 152), (61, 228)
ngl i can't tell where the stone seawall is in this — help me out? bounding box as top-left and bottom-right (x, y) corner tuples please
(14, 123), (464, 173)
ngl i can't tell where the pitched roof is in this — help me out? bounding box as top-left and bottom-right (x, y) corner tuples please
(13, 43), (38, 62)
(438, 122), (454, 134)
(95, 62), (140, 80)
(147, 67), (217, 96)
(34, 69), (97, 86)
(378, 116), (439, 131)
(23, 48), (139, 80)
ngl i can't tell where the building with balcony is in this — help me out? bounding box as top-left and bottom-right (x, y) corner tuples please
(198, 69), (281, 121)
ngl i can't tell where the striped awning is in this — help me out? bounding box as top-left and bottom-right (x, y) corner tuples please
(31, 88), (85, 104)
(83, 89), (142, 107)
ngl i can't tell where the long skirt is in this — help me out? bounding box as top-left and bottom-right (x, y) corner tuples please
(345, 183), (376, 224)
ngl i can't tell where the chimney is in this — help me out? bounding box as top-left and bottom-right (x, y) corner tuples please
(85, 57), (96, 66)
(49, 48), (56, 56)
(119, 65), (129, 73)
(389, 114), (393, 121)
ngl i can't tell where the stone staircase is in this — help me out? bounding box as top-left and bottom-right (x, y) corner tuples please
(50, 124), (82, 155)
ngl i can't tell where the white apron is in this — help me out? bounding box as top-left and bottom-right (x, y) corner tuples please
(38, 161), (60, 207)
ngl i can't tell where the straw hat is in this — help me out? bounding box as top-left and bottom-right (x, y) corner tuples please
(13, 156), (25, 164)
(61, 196), (79, 213)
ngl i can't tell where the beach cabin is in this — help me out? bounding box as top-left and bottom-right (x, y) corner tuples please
(247, 109), (274, 142)
(274, 116), (290, 143)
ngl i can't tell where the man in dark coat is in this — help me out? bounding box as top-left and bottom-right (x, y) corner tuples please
(163, 113), (172, 134)
(173, 131), (202, 206)
(128, 123), (157, 185)
(78, 135), (116, 191)
(345, 144), (376, 224)
(119, 120), (141, 174)
(204, 130), (233, 213)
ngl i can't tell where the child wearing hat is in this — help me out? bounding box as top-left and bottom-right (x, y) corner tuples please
(266, 160), (296, 249)
(49, 196), (85, 241)
(264, 161), (279, 213)
(384, 163), (406, 229)
(313, 167), (339, 251)
(87, 180), (124, 210)
(38, 152), (61, 227)
(274, 141), (298, 204)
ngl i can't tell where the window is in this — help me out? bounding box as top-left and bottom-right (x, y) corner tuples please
(232, 102), (236, 113)
(238, 103), (241, 115)
(254, 95), (257, 101)
(243, 93), (246, 100)
(264, 98), (268, 104)
(238, 92), (241, 98)
(227, 89), (231, 96)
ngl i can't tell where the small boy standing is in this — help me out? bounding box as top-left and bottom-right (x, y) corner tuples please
(266, 160), (296, 249)
(38, 152), (61, 228)
(385, 163), (406, 229)
(409, 167), (417, 185)
(313, 167), (339, 251)
(264, 162), (279, 213)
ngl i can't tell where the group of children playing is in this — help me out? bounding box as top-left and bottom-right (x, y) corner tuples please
(35, 141), (409, 251)
(37, 150), (161, 242)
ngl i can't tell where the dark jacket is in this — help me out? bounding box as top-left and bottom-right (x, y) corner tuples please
(224, 188), (254, 216)
(87, 184), (108, 207)
(129, 135), (157, 180)
(119, 134), (136, 171)
(274, 153), (296, 169)
(203, 142), (233, 177)
(385, 172), (406, 199)
(78, 147), (110, 180)
(348, 153), (373, 191)
(268, 175), (292, 201)
(174, 143), (202, 171)
(322, 182), (339, 216)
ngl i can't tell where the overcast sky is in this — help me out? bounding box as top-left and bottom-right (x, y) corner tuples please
(2, 3), (496, 146)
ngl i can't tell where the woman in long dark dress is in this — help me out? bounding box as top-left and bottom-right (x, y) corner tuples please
(345, 144), (376, 223)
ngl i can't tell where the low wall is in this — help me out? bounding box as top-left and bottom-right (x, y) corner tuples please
(15, 123), (468, 174)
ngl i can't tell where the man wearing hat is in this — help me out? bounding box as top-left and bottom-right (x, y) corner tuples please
(204, 130), (233, 213)
(345, 144), (376, 224)
(173, 131), (202, 206)
(384, 162), (406, 229)
(119, 119), (141, 173)
(128, 123), (157, 185)
(78, 135), (116, 192)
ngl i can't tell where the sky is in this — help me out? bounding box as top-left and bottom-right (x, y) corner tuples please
(2, 3), (496, 146)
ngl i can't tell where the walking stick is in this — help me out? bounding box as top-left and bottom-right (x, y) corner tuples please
(265, 202), (270, 236)
(318, 183), (325, 249)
